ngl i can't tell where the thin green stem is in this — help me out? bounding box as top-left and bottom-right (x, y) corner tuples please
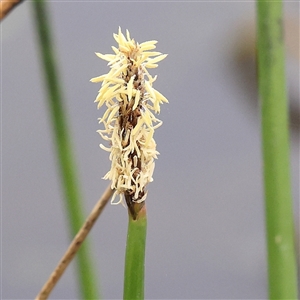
(256, 1), (298, 299)
(31, 1), (100, 299)
(123, 206), (147, 300)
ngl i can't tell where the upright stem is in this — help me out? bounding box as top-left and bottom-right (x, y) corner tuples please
(123, 206), (147, 300)
(31, 1), (99, 299)
(256, 1), (298, 299)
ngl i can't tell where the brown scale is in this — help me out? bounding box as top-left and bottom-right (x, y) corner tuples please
(119, 62), (143, 147)
(125, 189), (145, 220)
(120, 59), (146, 218)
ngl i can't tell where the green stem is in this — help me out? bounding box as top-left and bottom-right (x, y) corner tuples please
(256, 1), (298, 299)
(31, 1), (100, 299)
(123, 206), (147, 300)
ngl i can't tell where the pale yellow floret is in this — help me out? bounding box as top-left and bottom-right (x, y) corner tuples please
(100, 144), (111, 152)
(153, 88), (169, 103)
(106, 105), (119, 124)
(137, 52), (162, 65)
(111, 192), (124, 205)
(108, 63), (128, 79)
(145, 81), (155, 97)
(152, 120), (163, 130)
(95, 52), (115, 62)
(100, 105), (116, 123)
(111, 46), (119, 54)
(95, 82), (110, 100)
(107, 56), (121, 67)
(127, 76), (135, 101)
(90, 74), (108, 83)
(119, 44), (129, 53)
(126, 29), (131, 41)
(102, 86), (126, 104)
(113, 33), (119, 44)
(151, 75), (158, 83)
(153, 99), (160, 113)
(95, 85), (120, 108)
(146, 54), (168, 64)
(139, 40), (158, 51)
(133, 155), (138, 167)
(126, 37), (135, 50)
(131, 117), (144, 137)
(144, 127), (154, 147)
(141, 66), (155, 83)
(104, 77), (124, 85)
(141, 109), (152, 128)
(132, 90), (141, 110)
(118, 27), (127, 45)
(143, 51), (162, 57)
(97, 129), (109, 139)
(144, 63), (158, 68)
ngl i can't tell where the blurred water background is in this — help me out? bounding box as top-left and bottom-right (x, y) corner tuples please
(2, 1), (299, 299)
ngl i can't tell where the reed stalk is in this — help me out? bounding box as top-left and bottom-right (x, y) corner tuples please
(256, 1), (298, 298)
(32, 1), (100, 298)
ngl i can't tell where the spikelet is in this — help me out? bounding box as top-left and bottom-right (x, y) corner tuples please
(91, 27), (168, 214)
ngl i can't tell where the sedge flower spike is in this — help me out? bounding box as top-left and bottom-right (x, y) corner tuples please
(91, 28), (168, 218)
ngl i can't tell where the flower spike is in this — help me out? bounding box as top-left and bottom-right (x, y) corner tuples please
(91, 28), (167, 219)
